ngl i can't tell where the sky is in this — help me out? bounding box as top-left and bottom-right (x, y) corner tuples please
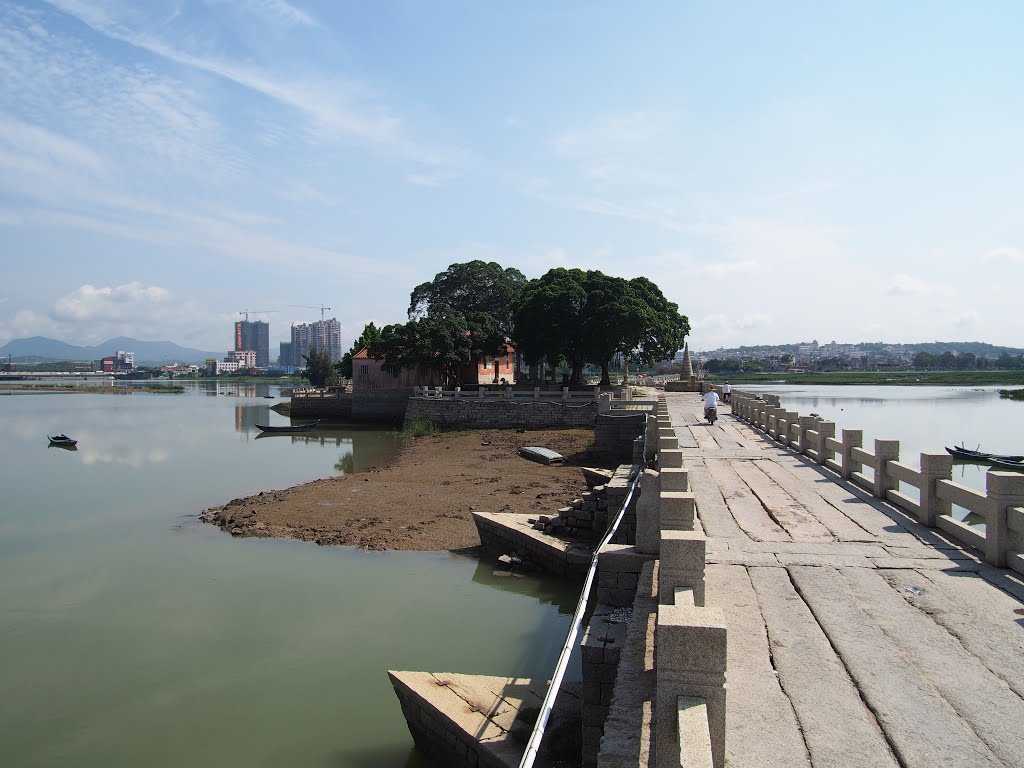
(1, 1), (1022, 355)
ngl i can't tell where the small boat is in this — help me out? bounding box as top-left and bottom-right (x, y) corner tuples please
(48, 434), (78, 447)
(945, 446), (1024, 463)
(988, 456), (1024, 471)
(519, 446), (564, 466)
(263, 394), (275, 399)
(254, 420), (320, 433)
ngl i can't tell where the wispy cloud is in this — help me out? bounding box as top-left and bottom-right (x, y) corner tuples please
(980, 247), (1023, 264)
(239, 0), (319, 28)
(885, 274), (954, 297)
(42, 0), (452, 164)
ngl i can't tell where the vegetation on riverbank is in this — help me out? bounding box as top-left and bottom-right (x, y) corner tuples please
(999, 388), (1024, 400)
(401, 418), (439, 438)
(705, 370), (1024, 386)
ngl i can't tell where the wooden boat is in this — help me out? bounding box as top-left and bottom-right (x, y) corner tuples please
(254, 420), (320, 433)
(48, 434), (78, 447)
(988, 456), (1024, 471)
(945, 446), (1024, 463)
(519, 446), (564, 465)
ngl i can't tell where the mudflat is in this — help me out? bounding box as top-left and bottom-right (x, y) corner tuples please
(200, 428), (598, 551)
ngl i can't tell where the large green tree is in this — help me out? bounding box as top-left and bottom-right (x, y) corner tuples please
(302, 346), (335, 387)
(370, 308), (475, 386)
(513, 268), (688, 386)
(408, 260), (526, 357)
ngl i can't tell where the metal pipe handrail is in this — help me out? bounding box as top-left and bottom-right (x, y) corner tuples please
(517, 436), (645, 768)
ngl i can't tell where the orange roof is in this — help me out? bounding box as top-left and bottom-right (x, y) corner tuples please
(353, 347), (369, 359)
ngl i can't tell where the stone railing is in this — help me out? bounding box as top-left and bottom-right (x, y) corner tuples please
(411, 385), (655, 410)
(730, 391), (1024, 575)
(624, 398), (726, 768)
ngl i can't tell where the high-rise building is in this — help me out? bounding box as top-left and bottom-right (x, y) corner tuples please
(290, 318), (342, 366)
(234, 320), (270, 367)
(278, 342), (293, 367)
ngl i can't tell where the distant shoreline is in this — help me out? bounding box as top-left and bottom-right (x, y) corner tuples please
(0, 384), (184, 394)
(704, 371), (1024, 386)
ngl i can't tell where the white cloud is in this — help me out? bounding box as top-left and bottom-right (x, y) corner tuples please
(980, 247), (1023, 264)
(953, 310), (978, 328)
(885, 274), (953, 297)
(54, 283), (170, 322)
(0, 117), (107, 176)
(42, 0), (452, 165)
(239, 0), (319, 28)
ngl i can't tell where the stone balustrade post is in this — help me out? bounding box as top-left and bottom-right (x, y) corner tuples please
(533, 386), (540, 400)
(597, 392), (610, 412)
(636, 469), (661, 555)
(659, 531), (706, 606)
(918, 452), (953, 527)
(656, 603), (727, 768)
(659, 426), (679, 451)
(840, 429), (862, 480)
(564, 387), (571, 403)
(660, 491), (696, 531)
(658, 449), (684, 470)
(872, 439), (900, 499)
(660, 467), (690, 493)
(984, 472), (1024, 568)
(816, 421), (835, 465)
(798, 416), (816, 455)
(478, 387), (484, 399)
(645, 415), (659, 465)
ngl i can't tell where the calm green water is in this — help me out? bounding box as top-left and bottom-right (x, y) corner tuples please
(0, 383), (579, 768)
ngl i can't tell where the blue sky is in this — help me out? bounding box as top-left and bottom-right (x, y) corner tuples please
(1, 0), (1022, 355)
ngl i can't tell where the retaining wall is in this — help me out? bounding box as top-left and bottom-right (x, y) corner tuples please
(404, 397), (598, 430)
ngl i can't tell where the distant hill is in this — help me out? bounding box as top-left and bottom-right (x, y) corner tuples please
(0, 336), (222, 365)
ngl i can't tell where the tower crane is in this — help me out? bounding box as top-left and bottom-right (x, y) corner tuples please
(238, 309), (279, 321)
(284, 304), (332, 323)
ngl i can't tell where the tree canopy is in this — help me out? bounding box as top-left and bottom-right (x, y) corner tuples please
(370, 308), (474, 385)
(302, 346), (335, 387)
(513, 268), (688, 385)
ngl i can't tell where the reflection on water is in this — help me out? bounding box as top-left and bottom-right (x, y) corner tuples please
(0, 387), (580, 767)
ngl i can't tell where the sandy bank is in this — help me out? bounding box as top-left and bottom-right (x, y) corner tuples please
(200, 428), (599, 551)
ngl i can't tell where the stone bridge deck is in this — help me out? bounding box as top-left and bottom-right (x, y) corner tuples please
(664, 392), (1024, 768)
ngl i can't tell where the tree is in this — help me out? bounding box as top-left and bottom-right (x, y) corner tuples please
(513, 268), (589, 383)
(337, 322), (382, 378)
(370, 308), (475, 386)
(408, 261), (526, 357)
(302, 347), (335, 387)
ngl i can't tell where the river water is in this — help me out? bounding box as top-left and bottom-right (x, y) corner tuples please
(0, 382), (579, 767)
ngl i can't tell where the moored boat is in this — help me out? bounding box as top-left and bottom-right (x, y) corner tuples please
(988, 456), (1024, 471)
(945, 445), (1024, 463)
(254, 420), (320, 433)
(48, 434), (78, 447)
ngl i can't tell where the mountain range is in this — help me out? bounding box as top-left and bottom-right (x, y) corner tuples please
(0, 336), (223, 365)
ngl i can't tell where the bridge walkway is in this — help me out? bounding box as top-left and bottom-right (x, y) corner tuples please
(664, 392), (1024, 768)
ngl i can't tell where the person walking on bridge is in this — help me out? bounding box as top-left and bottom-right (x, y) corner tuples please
(722, 380), (732, 404)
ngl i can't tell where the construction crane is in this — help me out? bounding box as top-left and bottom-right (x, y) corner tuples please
(284, 304), (332, 323)
(238, 309), (279, 321)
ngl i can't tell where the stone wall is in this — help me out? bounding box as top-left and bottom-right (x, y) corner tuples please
(352, 388), (415, 423)
(586, 413), (646, 468)
(404, 397), (598, 430)
(289, 393), (352, 420)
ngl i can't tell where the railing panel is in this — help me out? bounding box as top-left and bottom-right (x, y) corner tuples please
(886, 490), (920, 515)
(886, 460), (922, 488)
(936, 479), (987, 516)
(850, 446), (874, 466)
(937, 514), (987, 551)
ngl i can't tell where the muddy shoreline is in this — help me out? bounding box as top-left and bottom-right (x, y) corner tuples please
(200, 428), (600, 551)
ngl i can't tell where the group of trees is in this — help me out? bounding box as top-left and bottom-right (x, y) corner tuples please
(343, 260), (689, 387)
(912, 351), (1024, 371)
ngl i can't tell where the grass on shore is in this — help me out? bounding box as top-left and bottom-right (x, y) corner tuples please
(999, 388), (1024, 401)
(705, 370), (1024, 386)
(402, 418), (439, 438)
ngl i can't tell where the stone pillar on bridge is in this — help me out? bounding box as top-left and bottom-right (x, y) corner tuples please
(840, 429), (862, 480)
(918, 452), (953, 527)
(872, 439), (900, 499)
(985, 471), (1024, 568)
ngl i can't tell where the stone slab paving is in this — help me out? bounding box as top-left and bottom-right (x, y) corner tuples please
(663, 392), (1024, 768)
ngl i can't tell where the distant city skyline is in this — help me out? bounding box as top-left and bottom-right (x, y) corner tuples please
(2, 1), (1022, 351)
